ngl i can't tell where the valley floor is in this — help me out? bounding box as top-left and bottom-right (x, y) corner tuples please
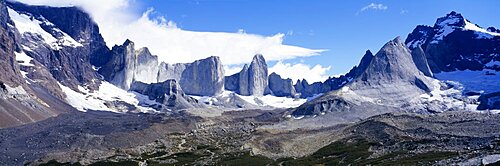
(2, 108), (500, 165)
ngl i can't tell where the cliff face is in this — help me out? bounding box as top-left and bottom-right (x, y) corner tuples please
(100, 40), (225, 96)
(294, 37), (435, 116)
(224, 54), (270, 96)
(268, 72), (296, 97)
(0, 0), (73, 128)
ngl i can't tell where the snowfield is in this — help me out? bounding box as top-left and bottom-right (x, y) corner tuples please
(8, 7), (83, 50)
(59, 81), (155, 113)
(435, 69), (500, 94)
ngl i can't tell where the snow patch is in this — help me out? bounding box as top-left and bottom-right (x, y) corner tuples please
(485, 59), (500, 67)
(435, 69), (500, 94)
(464, 20), (500, 39)
(8, 7), (83, 50)
(59, 81), (155, 112)
(15, 51), (34, 67)
(192, 90), (307, 108)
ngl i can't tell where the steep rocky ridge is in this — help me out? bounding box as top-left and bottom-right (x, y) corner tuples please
(99, 40), (225, 96)
(224, 54), (269, 96)
(293, 37), (436, 117)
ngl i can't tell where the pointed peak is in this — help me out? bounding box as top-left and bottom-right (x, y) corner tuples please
(364, 50), (373, 57)
(301, 78), (309, 85)
(447, 11), (462, 17)
(380, 36), (406, 51)
(392, 36), (403, 44)
(123, 39), (134, 46)
(241, 64), (249, 70)
(252, 54), (265, 61)
(435, 11), (465, 28)
(136, 47), (151, 55)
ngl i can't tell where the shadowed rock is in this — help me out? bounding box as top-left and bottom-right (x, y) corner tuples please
(130, 80), (204, 110)
(268, 72), (296, 97)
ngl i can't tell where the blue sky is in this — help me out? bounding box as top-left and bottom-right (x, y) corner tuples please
(141, 0), (499, 76)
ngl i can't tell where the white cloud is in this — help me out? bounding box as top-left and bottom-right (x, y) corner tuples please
(14, 0), (325, 65)
(269, 61), (331, 83)
(357, 3), (388, 15)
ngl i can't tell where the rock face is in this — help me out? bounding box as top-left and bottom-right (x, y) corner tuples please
(268, 72), (296, 97)
(178, 56), (224, 96)
(99, 40), (137, 90)
(99, 40), (224, 96)
(477, 92), (500, 110)
(247, 54), (269, 96)
(0, 0), (73, 128)
(224, 54), (269, 96)
(130, 80), (203, 110)
(351, 37), (433, 93)
(7, 1), (110, 90)
(156, 56), (224, 96)
(411, 45), (433, 77)
(134, 47), (159, 84)
(294, 37), (435, 116)
(0, 1), (22, 88)
(405, 11), (500, 73)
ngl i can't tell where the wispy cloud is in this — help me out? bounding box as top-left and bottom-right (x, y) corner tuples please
(400, 9), (408, 15)
(356, 3), (388, 15)
(14, 0), (325, 65)
(269, 61), (331, 83)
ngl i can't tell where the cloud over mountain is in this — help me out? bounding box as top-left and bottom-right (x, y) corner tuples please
(15, 0), (325, 65)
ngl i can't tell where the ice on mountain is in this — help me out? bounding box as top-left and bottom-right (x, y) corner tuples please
(7, 7), (83, 50)
(15, 51), (34, 67)
(59, 81), (155, 112)
(435, 69), (500, 94)
(464, 20), (500, 39)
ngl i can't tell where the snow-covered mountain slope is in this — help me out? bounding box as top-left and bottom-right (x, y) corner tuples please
(59, 81), (156, 113)
(405, 11), (500, 73)
(7, 7), (82, 50)
(405, 11), (500, 110)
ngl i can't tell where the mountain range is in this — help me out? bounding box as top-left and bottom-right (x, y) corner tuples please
(0, 0), (499, 165)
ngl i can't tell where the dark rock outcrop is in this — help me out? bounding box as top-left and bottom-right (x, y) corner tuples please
(268, 72), (296, 97)
(7, 1), (110, 90)
(99, 39), (136, 89)
(0, 0), (72, 128)
(6, 1), (111, 67)
(477, 92), (500, 110)
(405, 11), (500, 73)
(130, 80), (203, 110)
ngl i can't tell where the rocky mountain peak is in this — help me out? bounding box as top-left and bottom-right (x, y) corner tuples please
(268, 72), (296, 97)
(122, 39), (134, 47)
(135, 47), (151, 57)
(351, 36), (433, 93)
(248, 54), (269, 96)
(434, 11), (465, 28)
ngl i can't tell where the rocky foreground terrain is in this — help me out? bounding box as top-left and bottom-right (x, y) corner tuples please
(2, 108), (500, 165)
